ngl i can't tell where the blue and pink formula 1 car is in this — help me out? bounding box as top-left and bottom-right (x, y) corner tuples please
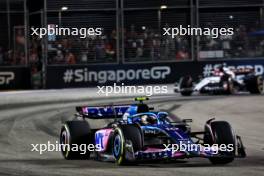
(60, 97), (246, 165)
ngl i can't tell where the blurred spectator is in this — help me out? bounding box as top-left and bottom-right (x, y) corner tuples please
(54, 50), (64, 64)
(220, 34), (232, 57)
(232, 25), (248, 57)
(105, 42), (115, 59)
(14, 28), (26, 64)
(0, 47), (4, 65)
(31, 66), (42, 89)
(95, 40), (106, 59)
(65, 51), (76, 64)
(176, 47), (189, 60)
(29, 49), (39, 65)
(6, 50), (14, 65)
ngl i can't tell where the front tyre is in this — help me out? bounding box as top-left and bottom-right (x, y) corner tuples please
(179, 76), (193, 96)
(204, 121), (236, 164)
(113, 125), (142, 165)
(60, 121), (92, 160)
(222, 80), (234, 95)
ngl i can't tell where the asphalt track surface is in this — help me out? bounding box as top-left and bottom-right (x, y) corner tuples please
(0, 89), (263, 176)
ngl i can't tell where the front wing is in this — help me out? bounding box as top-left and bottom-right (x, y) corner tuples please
(124, 136), (246, 161)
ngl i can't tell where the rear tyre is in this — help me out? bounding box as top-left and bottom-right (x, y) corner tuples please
(179, 76), (193, 96)
(219, 74), (234, 95)
(204, 121), (236, 164)
(60, 120), (92, 160)
(246, 75), (263, 94)
(112, 125), (142, 165)
(222, 80), (234, 95)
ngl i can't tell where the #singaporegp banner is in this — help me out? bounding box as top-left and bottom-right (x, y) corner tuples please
(46, 59), (264, 88)
(1, 60), (263, 89)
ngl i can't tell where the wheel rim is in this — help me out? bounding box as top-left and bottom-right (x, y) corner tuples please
(60, 131), (68, 145)
(60, 128), (70, 157)
(113, 134), (121, 157)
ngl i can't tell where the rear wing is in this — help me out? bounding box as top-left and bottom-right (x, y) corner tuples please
(76, 105), (130, 119)
(232, 67), (254, 75)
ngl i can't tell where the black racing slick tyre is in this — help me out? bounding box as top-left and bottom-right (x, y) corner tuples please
(60, 120), (92, 160)
(204, 121), (236, 165)
(246, 75), (263, 94)
(219, 74), (234, 95)
(112, 125), (142, 165)
(179, 76), (193, 96)
(222, 80), (234, 95)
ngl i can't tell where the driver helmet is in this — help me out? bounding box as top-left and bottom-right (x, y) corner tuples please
(217, 64), (224, 72)
(141, 114), (157, 125)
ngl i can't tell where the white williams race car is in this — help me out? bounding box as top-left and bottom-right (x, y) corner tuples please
(175, 65), (263, 96)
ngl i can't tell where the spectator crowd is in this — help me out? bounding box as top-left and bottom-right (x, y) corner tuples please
(0, 23), (264, 66)
(200, 23), (264, 59)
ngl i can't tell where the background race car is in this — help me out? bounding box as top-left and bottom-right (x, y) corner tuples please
(175, 65), (263, 96)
